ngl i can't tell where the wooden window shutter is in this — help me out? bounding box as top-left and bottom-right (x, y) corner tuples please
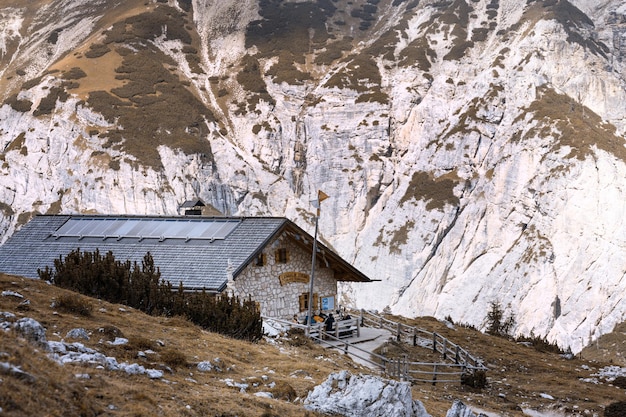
(275, 248), (288, 263)
(299, 294), (306, 312)
(313, 293), (319, 310)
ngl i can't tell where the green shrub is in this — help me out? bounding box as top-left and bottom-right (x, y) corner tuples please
(54, 293), (93, 317)
(461, 370), (487, 389)
(39, 249), (263, 342)
(612, 376), (626, 389)
(515, 333), (563, 354)
(605, 401), (626, 417)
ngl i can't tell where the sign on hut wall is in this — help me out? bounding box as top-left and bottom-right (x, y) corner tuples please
(279, 271), (309, 285)
(321, 296), (335, 311)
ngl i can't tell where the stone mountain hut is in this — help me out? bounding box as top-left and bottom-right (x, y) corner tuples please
(0, 215), (372, 319)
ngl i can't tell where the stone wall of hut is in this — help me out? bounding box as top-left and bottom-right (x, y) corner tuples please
(229, 233), (337, 320)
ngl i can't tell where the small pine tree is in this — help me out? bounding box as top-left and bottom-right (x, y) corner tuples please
(485, 301), (515, 337)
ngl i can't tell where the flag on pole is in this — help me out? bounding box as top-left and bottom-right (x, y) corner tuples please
(311, 190), (329, 215)
(311, 190), (329, 209)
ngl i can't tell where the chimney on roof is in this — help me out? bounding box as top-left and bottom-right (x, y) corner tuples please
(179, 199), (224, 216)
(180, 199), (206, 216)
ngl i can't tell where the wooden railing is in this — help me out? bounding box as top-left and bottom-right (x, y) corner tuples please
(305, 317), (360, 340)
(263, 312), (486, 385)
(354, 309), (487, 383)
(262, 316), (385, 370)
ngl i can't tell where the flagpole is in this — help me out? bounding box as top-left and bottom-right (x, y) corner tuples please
(307, 190), (328, 336)
(306, 210), (319, 336)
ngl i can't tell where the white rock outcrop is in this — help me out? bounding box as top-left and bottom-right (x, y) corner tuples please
(304, 371), (431, 417)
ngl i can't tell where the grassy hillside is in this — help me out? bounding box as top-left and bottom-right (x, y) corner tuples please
(0, 273), (622, 417)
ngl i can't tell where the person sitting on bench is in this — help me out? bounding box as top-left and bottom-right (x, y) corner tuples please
(325, 313), (335, 332)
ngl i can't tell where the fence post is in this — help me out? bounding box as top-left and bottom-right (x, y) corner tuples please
(396, 359), (401, 380)
(360, 309), (364, 327)
(432, 364), (438, 386)
(396, 322), (402, 342)
(442, 338), (447, 360)
(432, 332), (437, 353)
(413, 328), (417, 346)
(455, 345), (460, 364)
(403, 354), (409, 382)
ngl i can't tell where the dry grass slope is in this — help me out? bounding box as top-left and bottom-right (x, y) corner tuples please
(0, 274), (624, 417)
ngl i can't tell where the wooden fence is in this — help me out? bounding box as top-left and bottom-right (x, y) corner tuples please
(355, 309), (487, 383)
(263, 312), (486, 385)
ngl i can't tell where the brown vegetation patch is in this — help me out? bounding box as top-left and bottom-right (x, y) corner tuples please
(0, 201), (15, 218)
(430, 0), (474, 61)
(313, 37), (354, 65)
(54, 293), (93, 317)
(62, 67), (87, 80)
(4, 132), (26, 154)
(21, 76), (44, 91)
(266, 52), (312, 86)
(236, 55), (275, 112)
(355, 91), (389, 104)
(243, 0), (373, 85)
(400, 171), (460, 211)
(324, 55), (381, 92)
(252, 121), (273, 135)
(33, 86), (69, 116)
(53, 48), (125, 99)
(389, 220), (415, 254)
(486, 0), (499, 20)
(398, 36), (437, 71)
(245, 0), (335, 59)
(85, 42), (215, 169)
(518, 86), (626, 162)
(84, 43), (111, 59)
(104, 6), (192, 45)
(5, 95), (33, 113)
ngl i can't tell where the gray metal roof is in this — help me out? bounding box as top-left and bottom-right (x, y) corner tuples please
(0, 215), (371, 291)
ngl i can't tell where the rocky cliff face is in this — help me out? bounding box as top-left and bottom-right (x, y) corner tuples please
(1, 0), (626, 353)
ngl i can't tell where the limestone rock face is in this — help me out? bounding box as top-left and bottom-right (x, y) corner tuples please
(1, 0), (626, 352)
(304, 371), (431, 417)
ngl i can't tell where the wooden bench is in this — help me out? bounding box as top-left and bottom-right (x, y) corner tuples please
(307, 318), (360, 340)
